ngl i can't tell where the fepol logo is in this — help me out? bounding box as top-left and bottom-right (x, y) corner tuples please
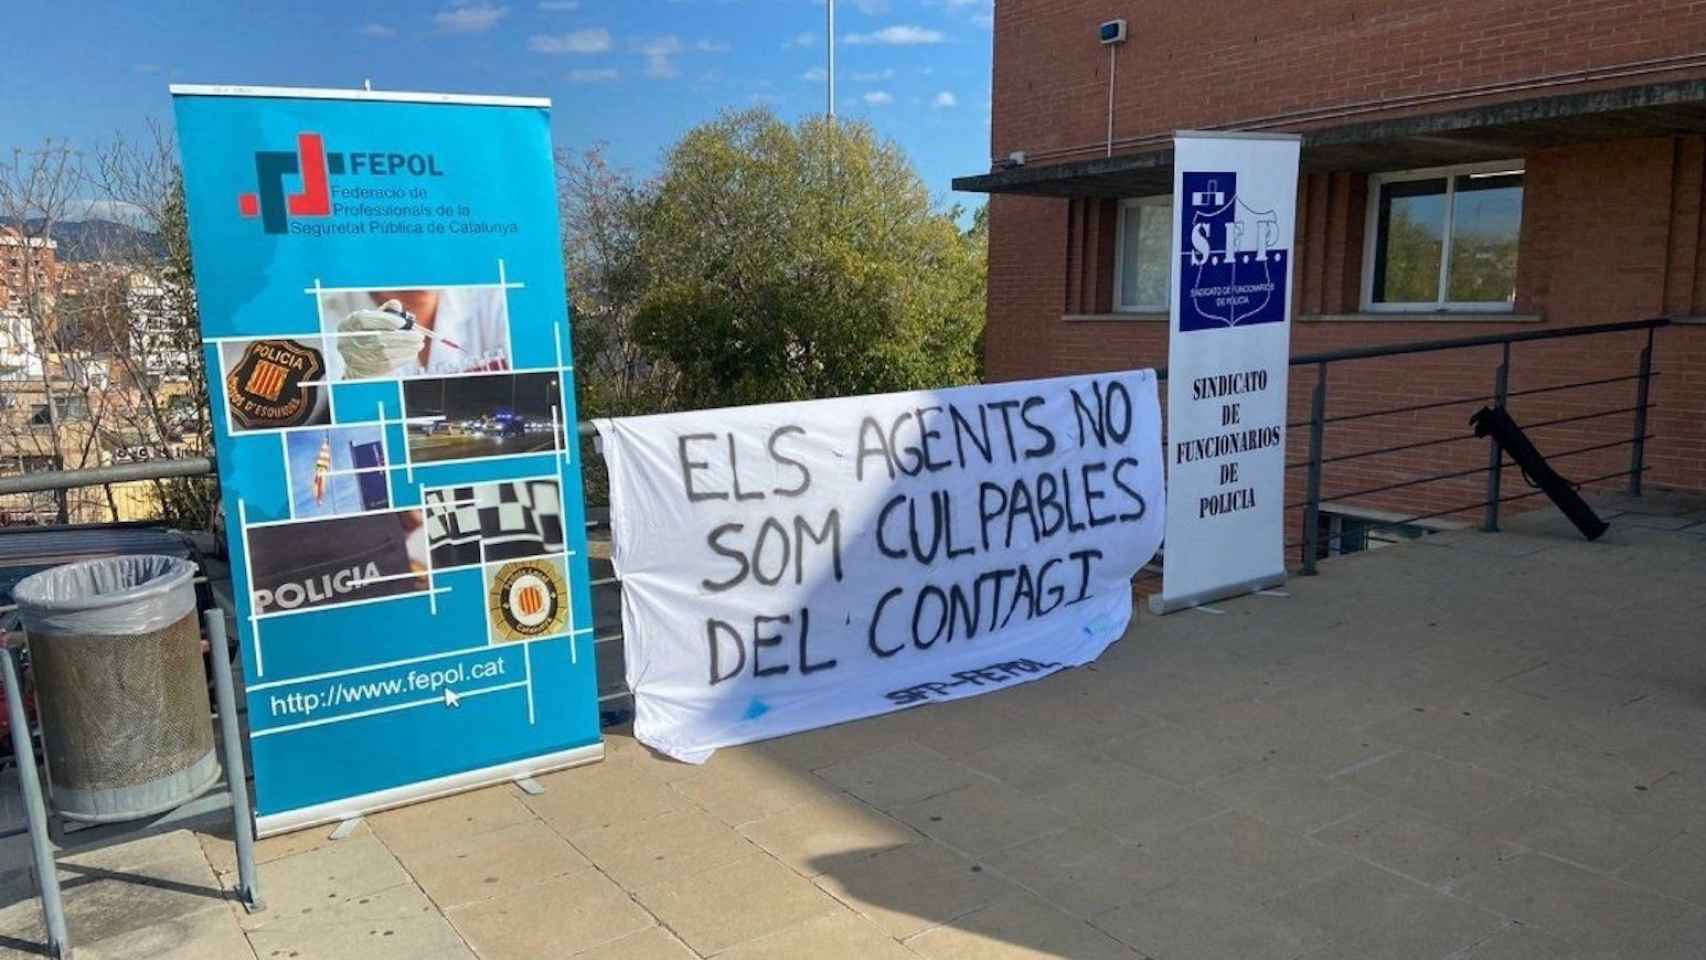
(237, 133), (444, 234)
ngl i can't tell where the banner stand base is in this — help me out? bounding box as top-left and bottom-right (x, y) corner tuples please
(1148, 572), (1287, 617)
(255, 742), (603, 838)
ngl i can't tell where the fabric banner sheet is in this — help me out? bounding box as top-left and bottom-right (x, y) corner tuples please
(597, 370), (1165, 762)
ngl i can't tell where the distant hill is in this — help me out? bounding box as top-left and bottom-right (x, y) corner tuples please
(3, 218), (163, 262)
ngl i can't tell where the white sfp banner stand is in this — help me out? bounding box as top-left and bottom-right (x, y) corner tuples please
(1154, 131), (1302, 615)
(597, 371), (1165, 762)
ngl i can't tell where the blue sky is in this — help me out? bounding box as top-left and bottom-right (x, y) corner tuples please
(4, 1), (994, 216)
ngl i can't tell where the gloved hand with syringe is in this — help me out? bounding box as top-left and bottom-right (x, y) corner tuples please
(336, 299), (465, 379)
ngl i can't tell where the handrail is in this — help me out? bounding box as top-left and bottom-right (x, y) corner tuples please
(0, 316), (1672, 721)
(0, 317), (1673, 502)
(0, 457), (217, 497)
(1286, 316), (1668, 368)
(1292, 318), (1664, 572)
(0, 424), (603, 496)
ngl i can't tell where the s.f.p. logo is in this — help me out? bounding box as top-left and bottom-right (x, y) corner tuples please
(237, 133), (332, 235)
(1177, 171), (1289, 332)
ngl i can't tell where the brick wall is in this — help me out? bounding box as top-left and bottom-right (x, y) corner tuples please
(991, 0), (1706, 169)
(985, 136), (1706, 537)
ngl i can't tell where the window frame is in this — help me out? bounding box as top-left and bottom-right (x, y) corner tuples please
(1112, 194), (1173, 313)
(1360, 160), (1525, 313)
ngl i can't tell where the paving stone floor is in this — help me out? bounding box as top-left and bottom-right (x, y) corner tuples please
(0, 490), (1703, 958)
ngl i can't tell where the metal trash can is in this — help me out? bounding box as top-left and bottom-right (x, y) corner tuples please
(12, 556), (219, 822)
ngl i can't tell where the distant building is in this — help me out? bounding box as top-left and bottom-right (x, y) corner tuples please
(0, 230), (192, 524)
(0, 227), (61, 297)
(0, 228), (59, 380)
(958, 1), (1706, 543)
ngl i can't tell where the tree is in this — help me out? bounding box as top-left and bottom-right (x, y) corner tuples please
(628, 109), (984, 410)
(556, 145), (668, 417)
(0, 130), (214, 528)
(90, 127), (217, 527)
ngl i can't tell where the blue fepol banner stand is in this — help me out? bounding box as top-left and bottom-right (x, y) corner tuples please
(172, 85), (602, 836)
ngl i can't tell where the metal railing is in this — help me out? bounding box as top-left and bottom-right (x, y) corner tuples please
(0, 317), (1672, 715)
(1282, 317), (1666, 573)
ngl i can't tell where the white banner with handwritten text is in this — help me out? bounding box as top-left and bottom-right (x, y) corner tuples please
(596, 371), (1164, 762)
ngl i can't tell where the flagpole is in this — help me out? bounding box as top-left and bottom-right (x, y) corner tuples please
(338, 437), (351, 515)
(827, 0), (836, 119)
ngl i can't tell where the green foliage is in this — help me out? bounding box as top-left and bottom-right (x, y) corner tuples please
(563, 109), (986, 418)
(1377, 207), (1443, 304)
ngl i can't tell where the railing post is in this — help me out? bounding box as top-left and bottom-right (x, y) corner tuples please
(205, 610), (264, 913)
(1629, 327), (1653, 496)
(2, 643), (70, 959)
(1483, 342), (1510, 532)
(1301, 362), (1327, 575)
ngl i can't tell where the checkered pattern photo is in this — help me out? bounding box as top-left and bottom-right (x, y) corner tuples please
(425, 479), (564, 569)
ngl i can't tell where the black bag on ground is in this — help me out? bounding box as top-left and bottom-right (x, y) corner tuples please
(1469, 405), (1610, 541)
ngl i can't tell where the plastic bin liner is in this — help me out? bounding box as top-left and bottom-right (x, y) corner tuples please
(13, 555), (196, 637)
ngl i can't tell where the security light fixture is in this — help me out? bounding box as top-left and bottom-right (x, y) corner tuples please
(1100, 20), (1128, 156)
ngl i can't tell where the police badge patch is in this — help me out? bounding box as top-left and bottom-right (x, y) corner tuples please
(486, 557), (569, 643)
(224, 338), (331, 430)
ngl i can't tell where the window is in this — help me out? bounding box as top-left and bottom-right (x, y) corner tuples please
(1363, 162), (1523, 311)
(28, 396), (89, 425)
(1114, 195), (1172, 312)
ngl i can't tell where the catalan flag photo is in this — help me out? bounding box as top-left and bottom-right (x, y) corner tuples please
(285, 425), (389, 518)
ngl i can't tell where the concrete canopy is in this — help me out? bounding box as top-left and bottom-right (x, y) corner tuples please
(954, 77), (1706, 198)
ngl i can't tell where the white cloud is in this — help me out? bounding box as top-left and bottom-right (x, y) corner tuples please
(537, 0), (579, 8)
(528, 29), (611, 54)
(784, 31), (814, 48)
(863, 90), (894, 105)
(433, 3), (508, 33)
(844, 25), (947, 46)
(932, 90), (958, 108)
(851, 68), (895, 82)
(696, 38), (731, 53)
(569, 67), (618, 83)
(358, 23), (396, 38)
(637, 35), (684, 54)
(635, 35), (684, 79)
(68, 199), (152, 227)
(801, 67), (827, 82)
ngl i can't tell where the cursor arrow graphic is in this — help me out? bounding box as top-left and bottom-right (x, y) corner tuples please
(443, 688), (461, 708)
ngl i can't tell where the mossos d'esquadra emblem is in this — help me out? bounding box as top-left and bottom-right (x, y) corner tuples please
(226, 339), (327, 429)
(487, 557), (569, 643)
(1179, 171), (1288, 333)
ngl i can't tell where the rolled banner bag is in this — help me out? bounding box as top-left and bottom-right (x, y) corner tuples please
(12, 556), (219, 822)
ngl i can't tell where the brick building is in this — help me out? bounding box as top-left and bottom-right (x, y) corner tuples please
(958, 0), (1706, 556)
(0, 228), (61, 380)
